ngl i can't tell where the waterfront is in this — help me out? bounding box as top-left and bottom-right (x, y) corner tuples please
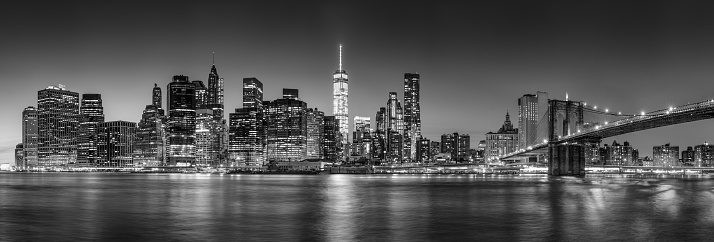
(1, 173), (714, 241)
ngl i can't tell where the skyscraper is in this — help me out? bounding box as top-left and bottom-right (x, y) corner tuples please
(352, 116), (371, 157)
(21, 106), (38, 168)
(152, 83), (162, 108)
(134, 104), (165, 167)
(37, 85), (81, 166)
(166, 75), (196, 166)
(264, 89), (307, 162)
(333, 45), (349, 150)
(518, 92), (548, 150)
(403, 73), (421, 161)
(243, 77), (264, 109)
(97, 121), (136, 167)
(207, 54), (225, 120)
(193, 80), (209, 109)
(386, 92), (403, 162)
(230, 78), (266, 167)
(306, 108), (325, 159)
(77, 94), (104, 166)
(322, 116), (340, 161)
(195, 109), (221, 166)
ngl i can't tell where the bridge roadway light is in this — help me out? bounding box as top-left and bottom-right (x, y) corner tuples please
(605, 109), (609, 113)
(618, 112), (622, 115)
(641, 111), (645, 116)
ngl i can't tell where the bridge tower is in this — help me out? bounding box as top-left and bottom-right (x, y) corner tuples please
(547, 99), (586, 176)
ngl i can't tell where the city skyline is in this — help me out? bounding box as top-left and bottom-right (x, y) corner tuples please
(4, 1), (714, 164)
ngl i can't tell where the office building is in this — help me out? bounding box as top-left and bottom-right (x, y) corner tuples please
(416, 138), (430, 162)
(604, 140), (634, 166)
(166, 75), (196, 165)
(386, 92), (404, 162)
(306, 108), (325, 159)
(323, 116), (340, 161)
(485, 112), (519, 162)
(352, 116), (371, 157)
(134, 104), (165, 167)
(195, 109), (221, 166)
(243, 77), (263, 109)
(77, 94), (105, 166)
(193, 80), (209, 109)
(21, 106), (38, 168)
(682, 146), (694, 165)
(37, 85), (81, 166)
(264, 89), (307, 162)
(207, 55), (225, 120)
(97, 121), (136, 167)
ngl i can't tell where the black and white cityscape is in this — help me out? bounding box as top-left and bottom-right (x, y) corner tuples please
(3, 1), (714, 241)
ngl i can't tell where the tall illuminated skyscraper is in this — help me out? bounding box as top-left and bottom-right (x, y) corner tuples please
(333, 45), (349, 152)
(77, 94), (105, 166)
(207, 53), (225, 121)
(134, 84), (165, 167)
(166, 75), (196, 165)
(37, 85), (81, 166)
(403, 73), (421, 161)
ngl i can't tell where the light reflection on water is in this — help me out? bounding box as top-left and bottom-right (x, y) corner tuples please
(1, 173), (714, 241)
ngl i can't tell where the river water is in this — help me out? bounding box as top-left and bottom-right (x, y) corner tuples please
(1, 173), (713, 241)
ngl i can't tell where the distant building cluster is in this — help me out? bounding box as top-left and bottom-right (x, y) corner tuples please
(16, 47), (479, 170)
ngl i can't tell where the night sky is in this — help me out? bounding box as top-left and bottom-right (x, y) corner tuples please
(3, 1), (714, 164)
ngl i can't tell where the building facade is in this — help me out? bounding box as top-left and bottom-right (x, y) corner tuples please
(166, 75), (196, 165)
(265, 90), (307, 162)
(37, 85), (81, 166)
(306, 108), (325, 159)
(694, 142), (714, 167)
(653, 143), (679, 167)
(21, 106), (38, 168)
(97, 121), (136, 167)
(77, 94), (105, 166)
(195, 109), (221, 166)
(604, 140), (634, 166)
(403, 73), (421, 161)
(485, 112), (518, 162)
(134, 104), (165, 167)
(323, 116), (340, 162)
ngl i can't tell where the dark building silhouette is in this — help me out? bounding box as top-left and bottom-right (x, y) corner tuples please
(97, 121), (136, 167)
(322, 116), (340, 162)
(21, 106), (38, 168)
(193, 80), (209, 109)
(166, 75), (196, 165)
(264, 90), (307, 162)
(77, 93), (104, 166)
(306, 108), (325, 159)
(37, 85), (81, 166)
(152, 83), (162, 108)
(207, 56), (225, 121)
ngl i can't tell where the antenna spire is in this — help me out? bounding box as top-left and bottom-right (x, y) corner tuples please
(339, 45), (342, 71)
(212, 52), (215, 64)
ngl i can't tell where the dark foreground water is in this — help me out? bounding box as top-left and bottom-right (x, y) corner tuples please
(1, 173), (714, 241)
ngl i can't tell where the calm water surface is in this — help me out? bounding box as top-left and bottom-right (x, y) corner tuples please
(1, 173), (714, 241)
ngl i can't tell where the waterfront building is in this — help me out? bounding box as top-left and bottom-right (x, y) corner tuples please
(265, 89), (307, 162)
(21, 106), (38, 168)
(322, 116), (340, 162)
(97, 121), (136, 167)
(632, 149), (640, 166)
(15, 144), (23, 168)
(682, 146), (694, 165)
(584, 143), (601, 165)
(37, 85), (81, 166)
(373, 107), (387, 161)
(441, 133), (457, 161)
(403, 73), (421, 161)
(229, 78), (266, 167)
(386, 92), (404, 162)
(352, 116), (371, 157)
(604, 140), (634, 166)
(166, 75), (196, 166)
(333, 45), (349, 148)
(485, 112), (518, 162)
(77, 94), (105, 166)
(694, 142), (714, 167)
(133, 104), (165, 167)
(458, 134), (470, 162)
(416, 138), (430, 162)
(475, 140), (486, 162)
(306, 108), (325, 159)
(653, 143), (679, 167)
(195, 109), (221, 167)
